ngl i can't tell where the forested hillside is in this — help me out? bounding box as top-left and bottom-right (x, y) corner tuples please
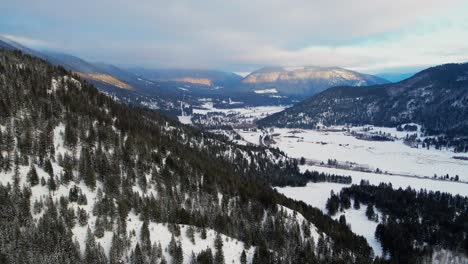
(259, 63), (468, 151)
(0, 49), (378, 263)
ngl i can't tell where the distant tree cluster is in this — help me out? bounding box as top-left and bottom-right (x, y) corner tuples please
(303, 170), (352, 185)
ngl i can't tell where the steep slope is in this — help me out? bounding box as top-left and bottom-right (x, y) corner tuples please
(258, 63), (468, 149)
(239, 66), (388, 97)
(0, 49), (374, 263)
(40, 51), (103, 74)
(0, 37), (136, 90)
(37, 51), (135, 91)
(129, 68), (243, 88)
(0, 39), (17, 50)
(0, 36), (52, 60)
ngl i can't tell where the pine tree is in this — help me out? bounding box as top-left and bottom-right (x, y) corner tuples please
(190, 252), (197, 264)
(62, 164), (74, 184)
(169, 235), (184, 264)
(94, 217), (105, 238)
(109, 234), (124, 264)
(353, 199), (360, 210)
(132, 243), (144, 264)
(197, 248), (214, 264)
(44, 159), (54, 177)
(28, 164), (39, 186)
(3, 153), (11, 172)
(80, 148), (96, 190)
(140, 220), (151, 252)
(339, 215), (347, 226)
(64, 121), (78, 148)
(149, 243), (160, 264)
(4, 124), (14, 154)
(214, 233), (225, 264)
(85, 227), (97, 264)
(169, 235), (177, 256)
(174, 242), (184, 264)
(96, 243), (108, 264)
(48, 174), (57, 192)
(201, 226), (207, 240)
(186, 225), (196, 244)
(326, 194), (340, 215)
(240, 250), (247, 264)
(366, 204), (375, 220)
(78, 208), (88, 226)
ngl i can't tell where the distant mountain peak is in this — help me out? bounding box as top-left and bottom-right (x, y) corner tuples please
(240, 65), (388, 97)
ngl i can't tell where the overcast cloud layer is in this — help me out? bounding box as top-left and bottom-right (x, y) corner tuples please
(1, 0), (467, 73)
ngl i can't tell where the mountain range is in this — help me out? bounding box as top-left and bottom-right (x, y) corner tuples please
(0, 36), (388, 109)
(239, 66), (388, 96)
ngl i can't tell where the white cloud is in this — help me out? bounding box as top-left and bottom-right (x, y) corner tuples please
(0, 34), (55, 49)
(1, 0), (467, 71)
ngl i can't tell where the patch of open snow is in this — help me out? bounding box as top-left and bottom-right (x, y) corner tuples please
(277, 182), (384, 257)
(254, 88), (278, 94)
(178, 115), (193, 125)
(126, 213), (255, 264)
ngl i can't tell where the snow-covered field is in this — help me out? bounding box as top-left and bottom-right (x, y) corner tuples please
(239, 126), (468, 258)
(299, 165), (468, 197)
(276, 164), (468, 258)
(238, 127), (468, 181)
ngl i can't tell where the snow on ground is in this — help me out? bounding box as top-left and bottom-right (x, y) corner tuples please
(178, 115), (193, 125)
(299, 165), (468, 197)
(276, 183), (383, 257)
(0, 122), (257, 263)
(334, 207), (382, 257)
(277, 182), (346, 212)
(237, 128), (468, 181)
(126, 213), (255, 264)
(254, 88), (278, 94)
(277, 205), (321, 243)
(274, 146), (468, 259)
(428, 249), (468, 264)
(251, 126), (468, 258)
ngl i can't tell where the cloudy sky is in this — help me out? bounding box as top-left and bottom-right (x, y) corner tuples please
(1, 0), (467, 73)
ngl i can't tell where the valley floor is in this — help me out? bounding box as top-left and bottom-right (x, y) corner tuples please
(236, 126), (468, 259)
(237, 127), (468, 182)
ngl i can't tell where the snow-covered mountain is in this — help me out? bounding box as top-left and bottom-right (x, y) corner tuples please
(0, 47), (377, 263)
(239, 66), (388, 97)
